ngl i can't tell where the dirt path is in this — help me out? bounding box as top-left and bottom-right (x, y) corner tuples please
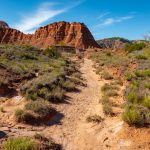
(42, 58), (105, 149)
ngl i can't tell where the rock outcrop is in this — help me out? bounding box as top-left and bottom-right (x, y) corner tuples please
(97, 37), (131, 50)
(0, 21), (9, 29)
(0, 21), (100, 49)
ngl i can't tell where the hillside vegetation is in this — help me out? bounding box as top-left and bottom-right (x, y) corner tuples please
(0, 45), (82, 124)
(91, 43), (150, 126)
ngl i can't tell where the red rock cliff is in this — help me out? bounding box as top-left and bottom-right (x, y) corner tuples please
(0, 21), (100, 49)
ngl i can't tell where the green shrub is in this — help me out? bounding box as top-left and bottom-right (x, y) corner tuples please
(68, 76), (82, 85)
(3, 137), (38, 150)
(26, 92), (38, 101)
(131, 80), (140, 89)
(145, 83), (150, 90)
(46, 87), (65, 103)
(127, 92), (138, 103)
(86, 115), (104, 123)
(125, 73), (135, 81)
(25, 100), (54, 116)
(143, 96), (150, 109)
(15, 109), (33, 123)
(101, 83), (119, 98)
(122, 106), (144, 126)
(62, 80), (76, 91)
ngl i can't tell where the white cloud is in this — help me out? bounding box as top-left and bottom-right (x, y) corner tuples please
(14, 1), (83, 33)
(98, 12), (110, 20)
(96, 15), (134, 27)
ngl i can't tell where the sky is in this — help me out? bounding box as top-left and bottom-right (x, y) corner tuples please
(0, 0), (150, 40)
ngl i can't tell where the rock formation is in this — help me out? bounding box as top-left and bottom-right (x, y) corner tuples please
(0, 21), (100, 49)
(97, 37), (131, 50)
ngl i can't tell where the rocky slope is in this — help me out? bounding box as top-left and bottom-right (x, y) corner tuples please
(0, 21), (100, 49)
(97, 37), (131, 50)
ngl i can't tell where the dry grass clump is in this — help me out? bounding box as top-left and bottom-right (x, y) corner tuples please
(101, 83), (119, 97)
(103, 103), (114, 116)
(3, 134), (61, 150)
(86, 115), (104, 123)
(101, 71), (113, 80)
(3, 137), (38, 150)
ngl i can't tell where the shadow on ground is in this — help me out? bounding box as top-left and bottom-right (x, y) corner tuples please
(47, 112), (64, 126)
(0, 131), (7, 139)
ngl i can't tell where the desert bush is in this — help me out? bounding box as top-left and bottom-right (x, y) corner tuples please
(26, 92), (38, 101)
(68, 76), (82, 85)
(105, 90), (118, 97)
(16, 101), (55, 124)
(3, 137), (38, 150)
(86, 115), (104, 123)
(15, 109), (33, 123)
(101, 83), (114, 92)
(101, 71), (113, 80)
(46, 87), (65, 103)
(103, 103), (114, 116)
(145, 83), (150, 90)
(61, 80), (76, 91)
(25, 100), (54, 116)
(122, 106), (144, 126)
(101, 96), (110, 104)
(131, 80), (140, 89)
(127, 92), (138, 103)
(143, 96), (150, 109)
(125, 73), (136, 81)
(101, 83), (119, 98)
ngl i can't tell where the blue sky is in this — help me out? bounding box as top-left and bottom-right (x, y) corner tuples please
(0, 0), (150, 40)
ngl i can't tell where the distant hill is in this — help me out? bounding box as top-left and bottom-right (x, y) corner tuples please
(97, 37), (131, 49)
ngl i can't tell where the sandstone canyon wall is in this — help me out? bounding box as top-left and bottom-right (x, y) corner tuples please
(0, 21), (100, 49)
